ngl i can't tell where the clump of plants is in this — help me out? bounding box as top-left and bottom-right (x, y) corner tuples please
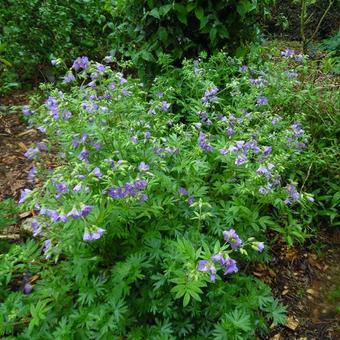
(1, 47), (320, 338)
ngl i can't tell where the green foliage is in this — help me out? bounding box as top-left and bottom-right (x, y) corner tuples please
(104, 0), (273, 80)
(3, 45), (338, 337)
(0, 199), (18, 232)
(0, 199), (19, 254)
(0, 0), (109, 87)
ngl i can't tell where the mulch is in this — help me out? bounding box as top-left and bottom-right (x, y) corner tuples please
(0, 93), (39, 201)
(257, 231), (340, 339)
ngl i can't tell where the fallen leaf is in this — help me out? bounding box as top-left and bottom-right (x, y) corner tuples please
(29, 274), (40, 284)
(286, 316), (299, 331)
(306, 288), (317, 296)
(18, 142), (28, 151)
(17, 129), (37, 137)
(19, 211), (32, 219)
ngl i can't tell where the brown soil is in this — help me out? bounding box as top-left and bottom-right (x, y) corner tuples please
(257, 231), (340, 339)
(0, 94), (40, 200)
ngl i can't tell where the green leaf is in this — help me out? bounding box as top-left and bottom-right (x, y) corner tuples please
(158, 27), (168, 43)
(174, 4), (187, 25)
(183, 292), (190, 306)
(159, 4), (172, 16)
(194, 7), (204, 20)
(237, 0), (256, 17)
(149, 8), (160, 19)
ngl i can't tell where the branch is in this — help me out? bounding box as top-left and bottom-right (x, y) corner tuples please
(311, 0), (334, 41)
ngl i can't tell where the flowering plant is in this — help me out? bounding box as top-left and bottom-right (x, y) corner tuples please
(1, 47), (319, 338)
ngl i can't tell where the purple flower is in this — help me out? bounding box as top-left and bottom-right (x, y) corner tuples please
(178, 187), (188, 196)
(144, 131), (151, 139)
(83, 227), (105, 241)
(27, 166), (37, 182)
(24, 147), (39, 159)
(22, 105), (32, 116)
(259, 187), (270, 195)
(202, 87), (219, 104)
(62, 110), (72, 119)
(23, 283), (33, 294)
(45, 209), (61, 222)
(211, 253), (224, 263)
(223, 229), (243, 249)
(223, 258), (238, 275)
(37, 126), (47, 133)
(198, 132), (214, 152)
(281, 48), (295, 57)
(226, 126), (234, 137)
(31, 219), (40, 237)
(239, 65), (248, 72)
(131, 136), (138, 144)
(78, 149), (89, 161)
(63, 73), (76, 83)
(36, 142), (47, 151)
(96, 63), (106, 73)
(72, 56), (89, 71)
(92, 167), (103, 178)
(256, 95), (268, 106)
(73, 183), (82, 192)
(197, 260), (217, 282)
(235, 154), (247, 166)
(139, 193), (149, 203)
(108, 82), (116, 90)
(263, 146), (272, 156)
(285, 184), (300, 205)
(51, 59), (58, 66)
(256, 166), (269, 175)
(67, 208), (81, 219)
(272, 116), (282, 125)
(80, 205), (94, 217)
(55, 182), (68, 193)
(19, 189), (32, 204)
(220, 148), (228, 155)
(291, 122), (304, 137)
(138, 162), (150, 172)
(188, 196), (195, 205)
(121, 88), (130, 96)
(255, 242), (265, 252)
(133, 179), (147, 190)
(103, 55), (113, 63)
(160, 101), (170, 112)
(43, 239), (51, 258)
(285, 70), (298, 79)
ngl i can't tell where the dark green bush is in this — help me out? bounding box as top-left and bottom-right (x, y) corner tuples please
(104, 0), (272, 79)
(0, 0), (109, 86)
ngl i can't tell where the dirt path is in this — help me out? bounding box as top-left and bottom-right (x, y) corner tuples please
(261, 231), (340, 339)
(0, 93), (38, 200)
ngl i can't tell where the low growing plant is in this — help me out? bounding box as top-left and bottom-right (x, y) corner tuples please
(1, 47), (323, 338)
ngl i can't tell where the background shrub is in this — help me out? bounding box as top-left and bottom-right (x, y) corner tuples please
(0, 0), (109, 88)
(104, 0), (273, 80)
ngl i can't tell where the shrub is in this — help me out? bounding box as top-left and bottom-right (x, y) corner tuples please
(104, 0), (273, 80)
(0, 0), (109, 87)
(1, 48), (323, 337)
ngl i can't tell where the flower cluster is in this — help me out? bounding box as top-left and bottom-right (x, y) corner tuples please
(198, 229), (264, 282)
(202, 86), (218, 104)
(198, 132), (214, 152)
(72, 56), (89, 71)
(83, 227), (105, 241)
(107, 179), (147, 199)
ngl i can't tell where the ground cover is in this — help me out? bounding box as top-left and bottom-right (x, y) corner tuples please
(0, 43), (339, 338)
